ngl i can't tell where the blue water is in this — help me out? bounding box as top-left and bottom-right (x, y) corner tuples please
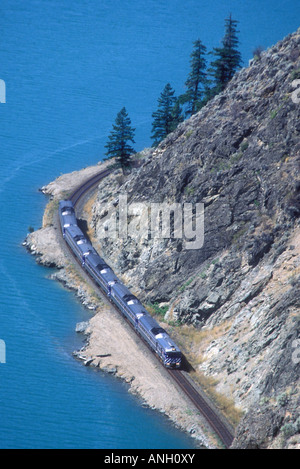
(0, 0), (299, 450)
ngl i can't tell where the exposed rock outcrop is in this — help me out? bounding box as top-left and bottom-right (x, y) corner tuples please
(89, 29), (300, 448)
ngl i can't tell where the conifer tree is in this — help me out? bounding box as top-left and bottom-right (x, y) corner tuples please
(182, 39), (207, 116)
(208, 14), (242, 96)
(105, 107), (135, 171)
(151, 83), (183, 146)
(170, 99), (184, 131)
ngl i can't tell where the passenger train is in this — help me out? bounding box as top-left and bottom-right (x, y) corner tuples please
(58, 200), (182, 369)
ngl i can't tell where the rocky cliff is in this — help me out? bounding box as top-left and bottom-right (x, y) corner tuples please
(89, 29), (300, 448)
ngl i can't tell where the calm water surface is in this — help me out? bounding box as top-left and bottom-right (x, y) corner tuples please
(0, 0), (299, 449)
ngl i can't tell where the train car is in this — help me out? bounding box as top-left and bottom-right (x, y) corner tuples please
(110, 282), (147, 326)
(137, 314), (181, 368)
(59, 200), (77, 234)
(84, 252), (119, 295)
(64, 225), (95, 264)
(58, 199), (182, 369)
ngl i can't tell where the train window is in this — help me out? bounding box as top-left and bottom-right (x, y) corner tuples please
(166, 352), (181, 359)
(124, 294), (139, 304)
(151, 327), (166, 336)
(62, 208), (74, 215)
(74, 235), (86, 244)
(96, 263), (109, 271)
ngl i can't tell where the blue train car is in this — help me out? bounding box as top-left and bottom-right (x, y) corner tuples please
(137, 315), (181, 368)
(64, 225), (95, 264)
(58, 199), (182, 369)
(84, 252), (119, 295)
(59, 200), (77, 234)
(110, 282), (147, 327)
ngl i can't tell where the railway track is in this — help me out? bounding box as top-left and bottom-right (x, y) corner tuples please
(70, 167), (112, 206)
(66, 164), (235, 448)
(168, 370), (234, 448)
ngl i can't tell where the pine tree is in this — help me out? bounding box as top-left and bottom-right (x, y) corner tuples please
(170, 99), (184, 131)
(105, 107), (135, 171)
(208, 14), (242, 96)
(182, 39), (207, 116)
(151, 83), (183, 146)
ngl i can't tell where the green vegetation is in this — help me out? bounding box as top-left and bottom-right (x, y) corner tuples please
(252, 45), (264, 61)
(151, 83), (184, 147)
(146, 302), (169, 320)
(240, 141), (249, 152)
(290, 68), (300, 80)
(104, 107), (136, 172)
(207, 14), (242, 98)
(179, 276), (195, 292)
(184, 185), (195, 196)
(105, 14), (243, 155)
(270, 109), (278, 120)
(179, 39), (208, 116)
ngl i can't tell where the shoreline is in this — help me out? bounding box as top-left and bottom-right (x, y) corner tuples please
(24, 161), (222, 449)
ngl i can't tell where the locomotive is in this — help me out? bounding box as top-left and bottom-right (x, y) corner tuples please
(58, 200), (182, 369)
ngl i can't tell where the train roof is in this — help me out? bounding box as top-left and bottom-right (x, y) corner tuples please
(90, 261), (119, 283)
(59, 200), (74, 211)
(156, 335), (181, 354)
(111, 282), (133, 299)
(127, 300), (147, 317)
(138, 314), (180, 353)
(65, 226), (95, 254)
(86, 253), (118, 281)
(138, 314), (165, 335)
(60, 212), (77, 226)
(65, 225), (85, 239)
(101, 270), (119, 285)
(87, 252), (109, 270)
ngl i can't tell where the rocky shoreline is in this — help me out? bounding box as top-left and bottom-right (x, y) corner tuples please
(24, 162), (223, 449)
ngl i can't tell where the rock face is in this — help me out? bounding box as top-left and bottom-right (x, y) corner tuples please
(90, 29), (300, 448)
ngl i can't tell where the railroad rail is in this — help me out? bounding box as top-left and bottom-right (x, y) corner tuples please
(169, 370), (234, 448)
(70, 167), (112, 206)
(66, 164), (235, 448)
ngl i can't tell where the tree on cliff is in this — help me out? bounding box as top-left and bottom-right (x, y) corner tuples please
(151, 83), (184, 146)
(105, 107), (135, 171)
(208, 14), (242, 96)
(180, 39), (208, 116)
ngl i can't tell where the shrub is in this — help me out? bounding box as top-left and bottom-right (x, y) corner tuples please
(290, 68), (300, 80)
(281, 423), (296, 438)
(147, 302), (169, 319)
(240, 141), (249, 152)
(252, 46), (264, 60)
(277, 393), (289, 407)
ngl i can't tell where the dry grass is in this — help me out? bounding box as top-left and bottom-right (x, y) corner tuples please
(166, 321), (243, 426)
(80, 188), (245, 427)
(42, 199), (59, 228)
